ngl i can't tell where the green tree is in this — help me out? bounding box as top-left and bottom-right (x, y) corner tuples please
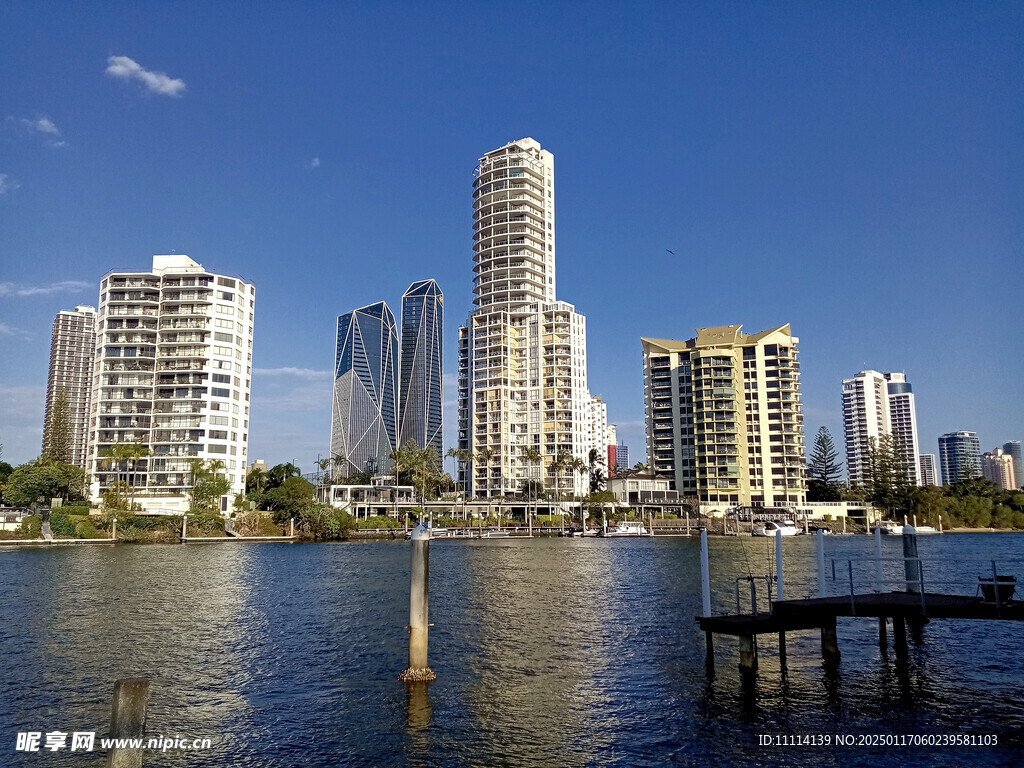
(588, 447), (606, 493)
(865, 433), (912, 517)
(42, 388), (73, 463)
(264, 476), (316, 522)
(267, 462), (301, 489)
(807, 426), (843, 502)
(2, 460), (86, 506)
(188, 459), (231, 514)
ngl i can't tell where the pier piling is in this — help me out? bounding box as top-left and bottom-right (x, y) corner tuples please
(180, 515), (187, 543)
(112, 517), (117, 542)
(816, 529), (826, 598)
(821, 617), (840, 664)
(739, 634), (757, 678)
(399, 524), (436, 682)
(903, 526), (921, 594)
(106, 678), (149, 768)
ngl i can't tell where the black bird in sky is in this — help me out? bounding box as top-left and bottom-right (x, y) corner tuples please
(666, 249), (675, 255)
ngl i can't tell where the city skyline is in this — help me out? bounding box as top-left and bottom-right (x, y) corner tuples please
(2, 3), (1022, 474)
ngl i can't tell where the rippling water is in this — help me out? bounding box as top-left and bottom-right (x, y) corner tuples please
(1, 534), (1022, 766)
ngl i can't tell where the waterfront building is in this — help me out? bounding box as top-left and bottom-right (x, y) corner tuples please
(981, 449), (1016, 490)
(399, 279), (444, 461)
(457, 138), (602, 499)
(642, 324), (806, 506)
(615, 442), (629, 472)
(938, 431), (980, 485)
(331, 301), (399, 476)
(605, 425), (617, 475)
(43, 305), (96, 467)
(841, 370), (921, 486)
(587, 394), (609, 466)
(919, 453), (938, 486)
(1002, 441), (1023, 489)
(85, 255), (255, 511)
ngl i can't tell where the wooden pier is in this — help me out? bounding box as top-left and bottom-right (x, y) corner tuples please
(696, 526), (1021, 680)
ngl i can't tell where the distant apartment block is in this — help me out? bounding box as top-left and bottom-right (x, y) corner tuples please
(1002, 441), (1023, 489)
(918, 454), (938, 486)
(841, 370), (921, 486)
(938, 431), (980, 485)
(332, 301), (399, 476)
(981, 449), (1016, 490)
(399, 279), (444, 461)
(615, 442), (629, 472)
(643, 324), (805, 507)
(86, 255), (255, 511)
(43, 305), (96, 467)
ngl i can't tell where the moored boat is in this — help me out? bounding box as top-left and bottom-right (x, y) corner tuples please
(599, 520), (650, 537)
(752, 520), (801, 537)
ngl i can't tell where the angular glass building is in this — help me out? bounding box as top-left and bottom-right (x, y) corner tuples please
(399, 279), (444, 461)
(331, 301), (399, 476)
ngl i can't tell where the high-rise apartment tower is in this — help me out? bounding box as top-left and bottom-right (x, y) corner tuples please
(643, 325), (806, 506)
(457, 138), (602, 499)
(43, 305), (96, 467)
(331, 301), (399, 476)
(399, 280), (444, 461)
(938, 431), (980, 485)
(86, 255), (255, 511)
(841, 370), (921, 486)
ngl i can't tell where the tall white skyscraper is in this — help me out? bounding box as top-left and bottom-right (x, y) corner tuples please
(43, 305), (96, 467)
(86, 255), (255, 512)
(841, 370), (921, 486)
(938, 430), (980, 485)
(919, 454), (938, 486)
(457, 138), (599, 499)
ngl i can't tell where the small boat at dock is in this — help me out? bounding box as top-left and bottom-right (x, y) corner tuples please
(599, 520), (650, 537)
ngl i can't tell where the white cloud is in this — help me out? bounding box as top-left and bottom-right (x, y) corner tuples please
(105, 55), (186, 97)
(0, 280), (92, 297)
(253, 367), (331, 380)
(5, 116), (67, 147)
(307, 157), (321, 169)
(0, 174), (17, 195)
(29, 117), (59, 135)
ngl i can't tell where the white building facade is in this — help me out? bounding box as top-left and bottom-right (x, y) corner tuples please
(86, 255), (254, 512)
(457, 138), (600, 499)
(841, 370), (921, 486)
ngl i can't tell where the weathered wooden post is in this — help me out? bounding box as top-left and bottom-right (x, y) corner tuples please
(685, 510), (690, 536)
(903, 525), (921, 594)
(913, 514), (917, 528)
(803, 517), (809, 535)
(180, 515), (187, 543)
(816, 528), (826, 598)
(112, 517), (117, 542)
(700, 529), (714, 677)
(821, 617), (840, 664)
(290, 517), (295, 538)
(106, 678), (149, 768)
(874, 527), (884, 589)
(399, 524), (436, 682)
(738, 634), (757, 679)
(938, 514), (943, 534)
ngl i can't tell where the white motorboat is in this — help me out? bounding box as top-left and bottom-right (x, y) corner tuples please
(915, 525), (940, 534)
(476, 530), (511, 539)
(752, 520), (801, 537)
(599, 520), (649, 537)
(879, 522), (902, 535)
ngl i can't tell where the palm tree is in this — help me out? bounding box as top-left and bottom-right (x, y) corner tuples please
(126, 443), (150, 511)
(550, 450), (572, 525)
(523, 446), (543, 528)
(446, 447), (460, 501)
(476, 446), (495, 524)
(568, 455), (587, 529)
(455, 448), (474, 520)
(102, 443), (133, 509)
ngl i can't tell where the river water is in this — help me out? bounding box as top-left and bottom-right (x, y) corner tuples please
(1, 533), (1022, 767)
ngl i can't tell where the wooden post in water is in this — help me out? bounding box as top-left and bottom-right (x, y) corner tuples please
(738, 634), (757, 678)
(180, 515), (187, 543)
(112, 517), (117, 542)
(821, 617), (840, 664)
(803, 517), (809, 535)
(290, 517), (294, 538)
(399, 524), (436, 682)
(685, 510), (690, 536)
(938, 514), (943, 534)
(105, 678), (149, 768)
(893, 614), (908, 659)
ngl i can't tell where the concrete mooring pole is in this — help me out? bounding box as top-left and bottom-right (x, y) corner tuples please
(180, 515), (187, 543)
(816, 528), (826, 598)
(700, 528), (714, 677)
(105, 678), (149, 768)
(112, 517), (117, 542)
(399, 524), (436, 682)
(290, 517), (295, 538)
(775, 528), (784, 601)
(874, 527), (884, 590)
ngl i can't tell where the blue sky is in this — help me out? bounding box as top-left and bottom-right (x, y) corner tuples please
(1, 1), (1021, 476)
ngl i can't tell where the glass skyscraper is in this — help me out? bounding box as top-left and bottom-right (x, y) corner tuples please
(399, 279), (443, 461)
(331, 301), (399, 476)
